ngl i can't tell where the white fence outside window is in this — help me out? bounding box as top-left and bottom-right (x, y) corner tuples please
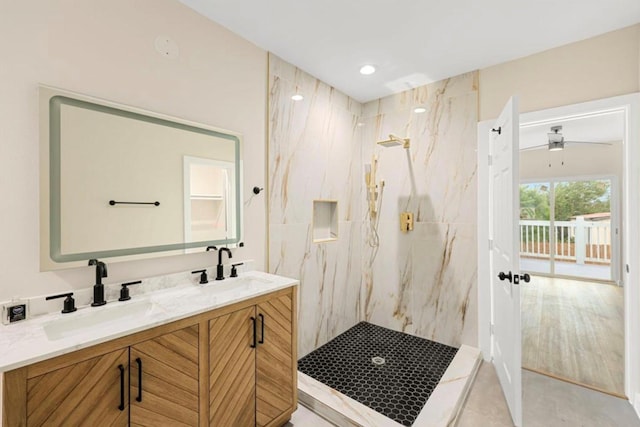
(520, 218), (611, 265)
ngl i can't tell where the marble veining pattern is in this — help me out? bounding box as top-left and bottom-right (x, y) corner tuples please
(19, 262), (255, 318)
(269, 54), (362, 357)
(0, 271), (297, 372)
(360, 73), (479, 348)
(269, 54), (478, 355)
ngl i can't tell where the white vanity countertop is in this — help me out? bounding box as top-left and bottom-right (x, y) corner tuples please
(0, 271), (298, 372)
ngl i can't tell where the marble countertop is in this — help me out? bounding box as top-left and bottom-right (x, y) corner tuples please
(0, 271), (298, 372)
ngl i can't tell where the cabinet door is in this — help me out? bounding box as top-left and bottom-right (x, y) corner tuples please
(130, 325), (199, 427)
(256, 292), (294, 427)
(26, 348), (129, 427)
(209, 306), (256, 427)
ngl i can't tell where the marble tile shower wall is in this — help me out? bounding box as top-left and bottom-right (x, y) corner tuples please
(268, 54), (479, 356)
(361, 73), (479, 347)
(268, 55), (363, 357)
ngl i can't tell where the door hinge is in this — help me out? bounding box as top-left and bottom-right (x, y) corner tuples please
(488, 155), (493, 166)
(489, 239), (494, 250)
(626, 264), (630, 273)
(490, 323), (494, 335)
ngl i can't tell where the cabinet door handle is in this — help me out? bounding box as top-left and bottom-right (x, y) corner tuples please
(258, 313), (265, 344)
(250, 317), (257, 348)
(136, 357), (143, 402)
(118, 364), (125, 411)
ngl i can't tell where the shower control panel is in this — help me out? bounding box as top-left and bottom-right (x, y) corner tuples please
(400, 212), (414, 233)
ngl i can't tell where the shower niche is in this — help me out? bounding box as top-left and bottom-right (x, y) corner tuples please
(313, 200), (338, 242)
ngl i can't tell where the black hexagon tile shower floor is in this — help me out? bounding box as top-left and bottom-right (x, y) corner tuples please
(298, 321), (458, 426)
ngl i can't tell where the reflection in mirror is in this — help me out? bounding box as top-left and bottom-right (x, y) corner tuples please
(184, 157), (236, 243)
(40, 86), (242, 270)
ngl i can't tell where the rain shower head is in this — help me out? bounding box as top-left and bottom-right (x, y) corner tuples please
(377, 134), (410, 149)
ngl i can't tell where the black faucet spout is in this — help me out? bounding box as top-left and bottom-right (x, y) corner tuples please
(216, 248), (232, 281)
(89, 259), (108, 306)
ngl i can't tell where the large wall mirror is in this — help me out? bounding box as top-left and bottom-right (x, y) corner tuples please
(39, 86), (242, 270)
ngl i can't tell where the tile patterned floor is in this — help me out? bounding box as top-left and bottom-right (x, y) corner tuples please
(298, 322), (458, 426)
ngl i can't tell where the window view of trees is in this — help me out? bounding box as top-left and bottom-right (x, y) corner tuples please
(554, 180), (610, 221)
(520, 180), (610, 220)
(520, 184), (550, 220)
(520, 179), (613, 279)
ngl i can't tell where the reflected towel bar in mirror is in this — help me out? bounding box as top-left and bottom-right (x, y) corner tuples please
(109, 200), (160, 206)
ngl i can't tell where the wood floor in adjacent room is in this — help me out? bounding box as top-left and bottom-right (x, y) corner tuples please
(521, 275), (624, 396)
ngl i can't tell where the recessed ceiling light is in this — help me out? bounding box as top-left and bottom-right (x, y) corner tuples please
(359, 65), (376, 75)
(414, 107), (426, 113)
(291, 94), (304, 101)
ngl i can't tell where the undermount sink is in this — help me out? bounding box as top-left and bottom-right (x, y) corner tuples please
(44, 300), (164, 341)
(232, 275), (272, 284)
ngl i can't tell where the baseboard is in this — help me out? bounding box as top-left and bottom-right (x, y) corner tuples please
(634, 393), (640, 420)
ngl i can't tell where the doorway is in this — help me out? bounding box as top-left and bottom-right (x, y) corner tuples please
(477, 93), (640, 423)
(518, 112), (624, 395)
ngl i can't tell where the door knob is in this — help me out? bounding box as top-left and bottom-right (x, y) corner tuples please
(519, 273), (530, 283)
(498, 271), (513, 283)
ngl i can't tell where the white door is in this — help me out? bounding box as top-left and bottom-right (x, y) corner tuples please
(489, 96), (522, 426)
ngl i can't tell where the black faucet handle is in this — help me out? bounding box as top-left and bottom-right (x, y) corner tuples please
(230, 263), (244, 278)
(206, 246), (217, 251)
(192, 269), (209, 284)
(46, 292), (77, 314)
(119, 281), (141, 301)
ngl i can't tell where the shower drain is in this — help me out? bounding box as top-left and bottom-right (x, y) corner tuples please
(371, 356), (385, 366)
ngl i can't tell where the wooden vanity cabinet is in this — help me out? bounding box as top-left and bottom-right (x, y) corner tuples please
(130, 325), (200, 426)
(12, 325), (200, 427)
(255, 293), (295, 426)
(2, 286), (297, 427)
(26, 348), (130, 427)
(209, 290), (296, 427)
(209, 305), (257, 426)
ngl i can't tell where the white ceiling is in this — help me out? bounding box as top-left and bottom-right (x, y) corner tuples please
(179, 0), (640, 103)
(520, 110), (625, 151)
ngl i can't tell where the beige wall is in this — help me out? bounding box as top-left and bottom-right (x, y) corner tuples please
(480, 24), (640, 121)
(0, 0), (267, 302)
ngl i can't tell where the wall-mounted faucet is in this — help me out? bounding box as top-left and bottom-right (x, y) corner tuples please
(216, 248), (232, 280)
(88, 259), (108, 306)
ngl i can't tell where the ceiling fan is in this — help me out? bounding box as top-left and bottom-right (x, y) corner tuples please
(522, 125), (613, 151)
